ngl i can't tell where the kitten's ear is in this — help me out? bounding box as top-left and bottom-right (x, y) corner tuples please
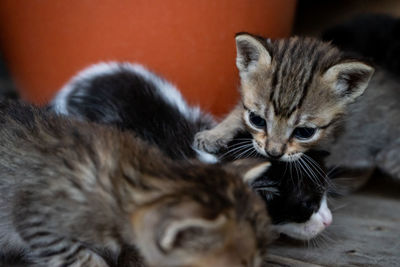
(224, 158), (271, 184)
(322, 61), (374, 101)
(132, 201), (229, 265)
(159, 214), (227, 251)
(235, 33), (272, 76)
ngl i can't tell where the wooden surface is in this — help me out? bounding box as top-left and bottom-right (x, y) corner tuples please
(266, 176), (400, 267)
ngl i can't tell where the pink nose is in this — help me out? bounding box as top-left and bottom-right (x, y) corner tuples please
(323, 219), (331, 227)
(322, 211), (332, 227)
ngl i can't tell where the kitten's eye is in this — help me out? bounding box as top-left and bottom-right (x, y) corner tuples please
(249, 112), (266, 128)
(293, 127), (316, 140)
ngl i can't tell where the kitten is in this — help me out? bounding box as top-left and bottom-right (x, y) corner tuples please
(226, 136), (332, 240)
(50, 62), (332, 241)
(322, 13), (400, 75)
(51, 62), (217, 163)
(321, 18), (400, 186)
(0, 100), (271, 267)
(193, 33), (374, 164)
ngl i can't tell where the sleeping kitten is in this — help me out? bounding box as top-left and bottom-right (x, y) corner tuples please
(193, 33), (374, 163)
(0, 100), (271, 267)
(51, 62), (217, 163)
(50, 62), (332, 241)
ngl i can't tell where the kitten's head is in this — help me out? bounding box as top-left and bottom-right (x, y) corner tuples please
(253, 152), (332, 240)
(223, 140), (332, 240)
(130, 160), (271, 267)
(235, 33), (374, 162)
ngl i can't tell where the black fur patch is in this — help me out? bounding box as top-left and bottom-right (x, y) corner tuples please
(54, 67), (213, 160)
(223, 132), (329, 224)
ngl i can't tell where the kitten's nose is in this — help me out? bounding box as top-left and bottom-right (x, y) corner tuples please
(266, 150), (283, 159)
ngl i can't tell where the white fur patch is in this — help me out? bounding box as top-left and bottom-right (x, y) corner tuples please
(52, 62), (219, 163)
(52, 62), (204, 123)
(281, 152), (303, 162)
(52, 62), (124, 115)
(193, 148), (219, 164)
(271, 194), (332, 240)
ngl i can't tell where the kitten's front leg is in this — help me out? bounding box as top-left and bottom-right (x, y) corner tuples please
(376, 139), (400, 180)
(194, 104), (245, 153)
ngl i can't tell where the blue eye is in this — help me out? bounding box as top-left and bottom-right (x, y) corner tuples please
(249, 112), (266, 128)
(293, 127), (316, 140)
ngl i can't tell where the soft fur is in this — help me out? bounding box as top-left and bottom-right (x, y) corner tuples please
(0, 100), (271, 267)
(51, 62), (217, 163)
(194, 33), (374, 163)
(50, 62), (333, 241)
(321, 15), (400, 187)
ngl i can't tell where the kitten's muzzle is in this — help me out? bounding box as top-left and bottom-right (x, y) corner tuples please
(266, 150), (283, 160)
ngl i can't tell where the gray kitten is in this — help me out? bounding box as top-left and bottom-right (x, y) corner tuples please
(0, 100), (271, 267)
(322, 69), (400, 189)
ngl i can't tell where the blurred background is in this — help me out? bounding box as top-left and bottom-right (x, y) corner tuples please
(0, 0), (399, 116)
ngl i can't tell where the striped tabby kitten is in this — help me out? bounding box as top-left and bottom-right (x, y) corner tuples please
(0, 100), (271, 267)
(194, 33), (374, 163)
(50, 62), (332, 241)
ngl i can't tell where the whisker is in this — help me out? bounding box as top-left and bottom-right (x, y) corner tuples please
(294, 160), (303, 189)
(227, 140), (253, 148)
(243, 147), (257, 159)
(331, 203), (349, 212)
(246, 150), (258, 159)
(229, 138), (253, 141)
(327, 165), (340, 176)
(219, 144), (253, 159)
(234, 146), (256, 160)
(299, 157), (321, 186)
(293, 159), (301, 181)
(288, 161), (295, 187)
(302, 154), (335, 188)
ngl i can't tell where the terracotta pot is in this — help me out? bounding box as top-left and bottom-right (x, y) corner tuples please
(0, 0), (296, 116)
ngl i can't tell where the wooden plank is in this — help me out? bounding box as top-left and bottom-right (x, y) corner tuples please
(268, 176), (400, 267)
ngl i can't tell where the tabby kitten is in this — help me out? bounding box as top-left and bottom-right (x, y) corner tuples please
(194, 33), (374, 163)
(0, 100), (270, 267)
(50, 62), (332, 241)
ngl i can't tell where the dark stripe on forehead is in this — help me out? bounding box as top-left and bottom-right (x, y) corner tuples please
(270, 40), (290, 101)
(270, 69), (278, 101)
(296, 44), (321, 111)
(265, 37), (344, 118)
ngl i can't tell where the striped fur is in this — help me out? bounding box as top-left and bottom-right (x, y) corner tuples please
(49, 62), (333, 241)
(195, 33), (374, 163)
(0, 100), (270, 267)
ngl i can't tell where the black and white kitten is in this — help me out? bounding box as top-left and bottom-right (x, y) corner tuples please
(51, 62), (217, 163)
(51, 62), (333, 241)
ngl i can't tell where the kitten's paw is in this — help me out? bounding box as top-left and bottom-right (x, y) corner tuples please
(194, 130), (229, 153)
